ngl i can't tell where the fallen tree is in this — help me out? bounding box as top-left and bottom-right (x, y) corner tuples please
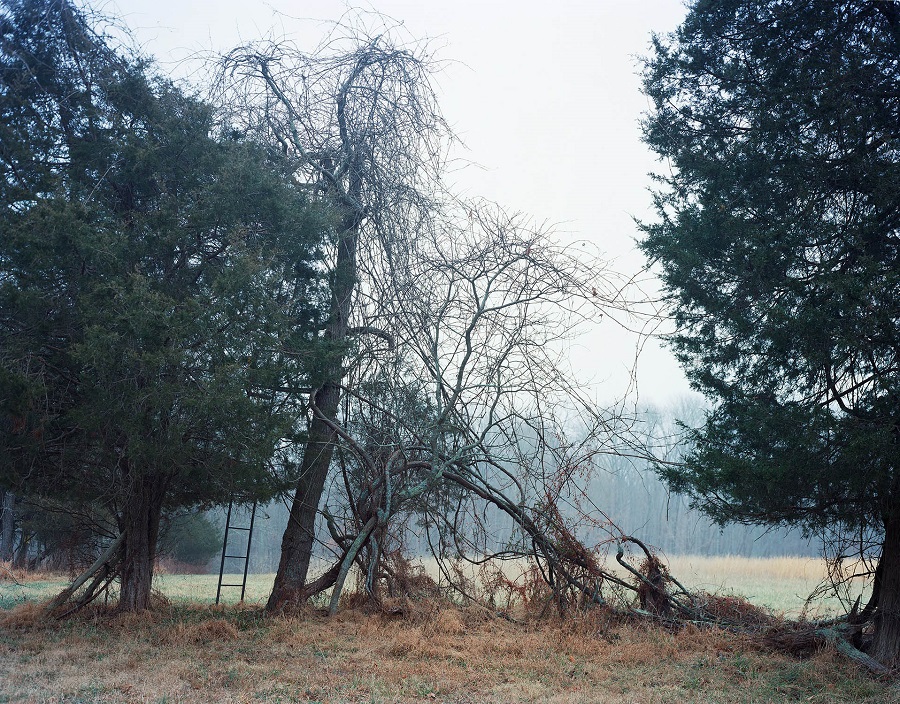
(260, 202), (889, 674)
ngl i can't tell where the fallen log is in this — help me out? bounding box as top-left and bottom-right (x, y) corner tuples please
(43, 533), (124, 617)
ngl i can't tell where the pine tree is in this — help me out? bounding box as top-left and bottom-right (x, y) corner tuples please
(0, 0), (327, 610)
(641, 0), (900, 664)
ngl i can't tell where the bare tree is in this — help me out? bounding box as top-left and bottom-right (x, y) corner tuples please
(216, 17), (678, 613)
(218, 18), (455, 610)
(288, 200), (675, 616)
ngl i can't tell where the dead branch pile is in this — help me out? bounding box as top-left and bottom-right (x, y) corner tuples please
(693, 592), (775, 629)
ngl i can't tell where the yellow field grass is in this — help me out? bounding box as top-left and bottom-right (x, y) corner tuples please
(403, 554), (865, 617)
(0, 556), (886, 703)
(663, 555), (863, 617)
(668, 554), (828, 581)
(1, 554), (869, 617)
(0, 601), (893, 703)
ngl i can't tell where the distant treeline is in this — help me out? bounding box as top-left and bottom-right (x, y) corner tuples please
(216, 428), (815, 576)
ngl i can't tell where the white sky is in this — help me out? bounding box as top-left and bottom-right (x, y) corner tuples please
(106, 0), (694, 406)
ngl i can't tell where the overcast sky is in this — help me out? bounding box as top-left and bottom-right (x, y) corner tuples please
(107, 0), (695, 406)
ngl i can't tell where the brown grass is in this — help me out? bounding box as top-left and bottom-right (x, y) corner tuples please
(0, 599), (894, 703)
(0, 600), (47, 629)
(667, 555), (828, 581)
(159, 617), (240, 645)
(0, 560), (67, 585)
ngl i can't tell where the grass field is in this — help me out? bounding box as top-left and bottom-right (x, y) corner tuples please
(664, 555), (862, 617)
(0, 555), (884, 703)
(0, 599), (895, 703)
(0, 554), (864, 615)
(156, 554), (871, 617)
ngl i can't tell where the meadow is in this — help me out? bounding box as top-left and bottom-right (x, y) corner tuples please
(0, 555), (888, 703)
(0, 554), (854, 614)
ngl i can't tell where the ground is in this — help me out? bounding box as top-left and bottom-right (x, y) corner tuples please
(0, 557), (887, 703)
(0, 599), (895, 704)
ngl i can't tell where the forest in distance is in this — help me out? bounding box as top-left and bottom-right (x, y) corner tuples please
(5, 399), (817, 581)
(3, 0), (900, 693)
(221, 433), (817, 580)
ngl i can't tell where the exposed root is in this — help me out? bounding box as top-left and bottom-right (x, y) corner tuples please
(759, 623), (888, 676)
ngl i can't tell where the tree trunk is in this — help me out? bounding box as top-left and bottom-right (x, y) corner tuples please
(267, 382), (342, 608)
(267, 204), (361, 611)
(0, 491), (14, 562)
(13, 530), (31, 569)
(117, 474), (167, 612)
(872, 511), (900, 666)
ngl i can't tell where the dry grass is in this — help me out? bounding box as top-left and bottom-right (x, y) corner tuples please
(0, 560), (68, 585)
(0, 599), (894, 703)
(667, 555), (828, 581)
(0, 554), (869, 619)
(0, 600), (46, 629)
(405, 554), (862, 617)
(0, 555), (882, 702)
(663, 555), (868, 617)
(0, 554), (866, 617)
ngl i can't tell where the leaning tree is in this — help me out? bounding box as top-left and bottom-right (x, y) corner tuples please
(218, 17), (678, 614)
(0, 0), (327, 611)
(286, 199), (683, 617)
(640, 0), (900, 664)
(218, 20), (455, 610)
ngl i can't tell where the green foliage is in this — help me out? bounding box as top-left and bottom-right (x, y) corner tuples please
(161, 513), (223, 567)
(0, 1), (328, 516)
(640, 0), (900, 536)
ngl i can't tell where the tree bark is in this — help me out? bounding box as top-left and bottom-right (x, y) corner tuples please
(117, 474), (167, 612)
(872, 510), (900, 666)
(0, 491), (14, 562)
(44, 532), (124, 617)
(267, 203), (361, 611)
(267, 381), (343, 609)
(13, 530), (30, 569)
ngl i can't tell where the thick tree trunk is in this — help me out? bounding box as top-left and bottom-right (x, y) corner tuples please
(117, 474), (167, 612)
(267, 205), (361, 612)
(267, 382), (342, 608)
(0, 491), (14, 562)
(872, 512), (900, 666)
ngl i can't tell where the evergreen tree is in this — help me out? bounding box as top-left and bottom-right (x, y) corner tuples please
(640, 0), (900, 663)
(0, 0), (327, 610)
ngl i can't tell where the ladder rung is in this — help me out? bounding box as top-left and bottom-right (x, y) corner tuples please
(217, 499), (257, 605)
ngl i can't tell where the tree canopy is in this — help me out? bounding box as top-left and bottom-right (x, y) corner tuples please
(640, 0), (900, 663)
(0, 0), (328, 610)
